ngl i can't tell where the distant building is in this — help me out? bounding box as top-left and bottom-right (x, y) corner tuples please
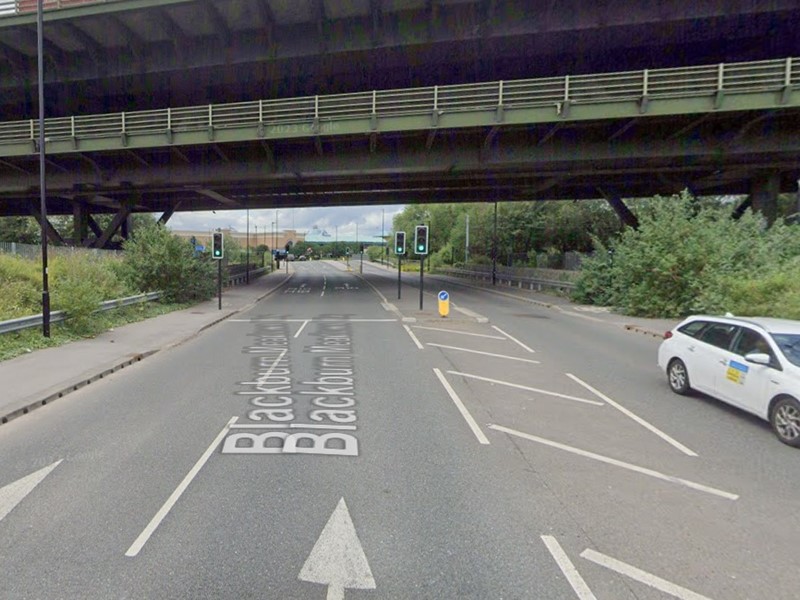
(172, 228), (305, 250)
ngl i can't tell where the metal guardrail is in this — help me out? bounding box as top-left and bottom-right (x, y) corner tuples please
(0, 291), (161, 335)
(0, 57), (797, 152)
(437, 267), (577, 293)
(0, 0), (113, 16)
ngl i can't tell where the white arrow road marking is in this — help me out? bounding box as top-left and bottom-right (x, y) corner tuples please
(0, 460), (62, 522)
(299, 498), (376, 600)
(581, 548), (715, 600)
(541, 536), (598, 600)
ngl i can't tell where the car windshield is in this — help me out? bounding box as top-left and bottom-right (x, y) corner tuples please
(771, 333), (800, 367)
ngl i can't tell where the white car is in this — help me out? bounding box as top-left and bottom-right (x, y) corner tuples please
(658, 315), (800, 447)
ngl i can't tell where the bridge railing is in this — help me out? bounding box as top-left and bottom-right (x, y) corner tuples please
(0, 57), (797, 150)
(0, 0), (107, 16)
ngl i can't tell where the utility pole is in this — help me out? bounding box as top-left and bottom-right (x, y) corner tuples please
(492, 201), (498, 286)
(37, 0), (50, 337)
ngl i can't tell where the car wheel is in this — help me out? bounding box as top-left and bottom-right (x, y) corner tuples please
(667, 359), (690, 395)
(770, 397), (800, 447)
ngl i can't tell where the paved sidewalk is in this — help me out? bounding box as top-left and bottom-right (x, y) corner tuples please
(0, 269), (294, 425)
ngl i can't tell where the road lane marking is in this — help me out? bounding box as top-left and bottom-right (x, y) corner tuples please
(451, 304), (489, 323)
(448, 372), (602, 406)
(0, 460), (62, 523)
(125, 417), (238, 557)
(541, 536), (598, 600)
(299, 498), (376, 599)
(581, 549), (714, 600)
(229, 318), (396, 323)
(294, 319), (310, 338)
(321, 275), (326, 297)
(427, 343), (541, 364)
(489, 425), (738, 501)
(566, 373), (698, 457)
(491, 325), (535, 353)
(403, 324), (424, 350)
(433, 368), (490, 444)
(414, 326), (505, 339)
(229, 423), (357, 431)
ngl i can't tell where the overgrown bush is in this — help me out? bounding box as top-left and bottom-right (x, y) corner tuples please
(50, 253), (132, 332)
(118, 223), (215, 302)
(573, 191), (800, 318)
(0, 254), (41, 319)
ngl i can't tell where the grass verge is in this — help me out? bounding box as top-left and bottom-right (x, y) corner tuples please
(0, 301), (190, 362)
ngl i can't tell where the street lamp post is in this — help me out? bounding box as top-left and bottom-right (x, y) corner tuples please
(246, 207), (250, 284)
(37, 0), (50, 337)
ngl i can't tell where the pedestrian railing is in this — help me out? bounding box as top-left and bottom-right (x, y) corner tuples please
(0, 57), (797, 154)
(437, 267), (577, 293)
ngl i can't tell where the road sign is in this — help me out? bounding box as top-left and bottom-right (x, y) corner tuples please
(438, 290), (450, 317)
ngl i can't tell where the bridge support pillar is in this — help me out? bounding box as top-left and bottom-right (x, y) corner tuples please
(749, 172), (779, 226)
(599, 191), (639, 229)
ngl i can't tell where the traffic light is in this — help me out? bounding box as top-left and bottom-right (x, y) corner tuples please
(414, 225), (429, 255)
(212, 232), (224, 259)
(395, 231), (406, 255)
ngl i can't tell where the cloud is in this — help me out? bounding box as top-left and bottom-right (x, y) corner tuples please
(167, 205), (406, 241)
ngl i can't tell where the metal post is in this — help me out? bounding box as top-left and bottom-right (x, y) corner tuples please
(419, 256), (424, 310)
(492, 201), (498, 286)
(465, 213), (469, 264)
(246, 207), (250, 284)
(217, 255), (222, 310)
(398, 255), (402, 299)
(380, 208), (385, 266)
(37, 0), (50, 337)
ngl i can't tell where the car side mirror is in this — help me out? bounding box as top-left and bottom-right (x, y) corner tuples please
(744, 352), (771, 366)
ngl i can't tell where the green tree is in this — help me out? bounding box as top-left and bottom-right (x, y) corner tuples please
(118, 223), (215, 302)
(0, 217), (40, 243)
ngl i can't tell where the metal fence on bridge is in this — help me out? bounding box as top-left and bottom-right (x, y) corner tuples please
(0, 57), (797, 153)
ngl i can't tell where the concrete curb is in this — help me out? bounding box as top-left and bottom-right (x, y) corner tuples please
(0, 273), (294, 427)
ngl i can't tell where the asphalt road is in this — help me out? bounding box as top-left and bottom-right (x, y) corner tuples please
(0, 259), (798, 599)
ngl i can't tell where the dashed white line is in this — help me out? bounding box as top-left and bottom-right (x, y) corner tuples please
(489, 425), (738, 501)
(125, 417), (239, 557)
(447, 371), (602, 406)
(541, 536), (598, 600)
(581, 549), (714, 600)
(403, 324), (424, 350)
(414, 326), (505, 339)
(427, 344), (541, 364)
(294, 319), (310, 338)
(566, 373), (698, 457)
(491, 325), (535, 353)
(433, 368), (490, 445)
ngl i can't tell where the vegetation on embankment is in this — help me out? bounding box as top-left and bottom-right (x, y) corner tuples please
(573, 192), (800, 319)
(0, 223), (215, 360)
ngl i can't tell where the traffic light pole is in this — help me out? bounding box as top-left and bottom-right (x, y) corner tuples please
(419, 257), (424, 311)
(217, 258), (222, 310)
(397, 256), (402, 300)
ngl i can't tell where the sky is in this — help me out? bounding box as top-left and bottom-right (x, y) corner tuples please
(166, 205), (407, 243)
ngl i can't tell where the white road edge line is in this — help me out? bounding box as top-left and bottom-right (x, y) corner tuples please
(565, 373), (698, 457)
(403, 324), (424, 350)
(427, 343), (541, 364)
(491, 325), (535, 353)
(580, 548), (715, 600)
(448, 371), (602, 406)
(413, 326), (505, 339)
(541, 536), (598, 600)
(125, 417), (239, 557)
(489, 425), (738, 501)
(294, 319), (310, 339)
(433, 368), (490, 445)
